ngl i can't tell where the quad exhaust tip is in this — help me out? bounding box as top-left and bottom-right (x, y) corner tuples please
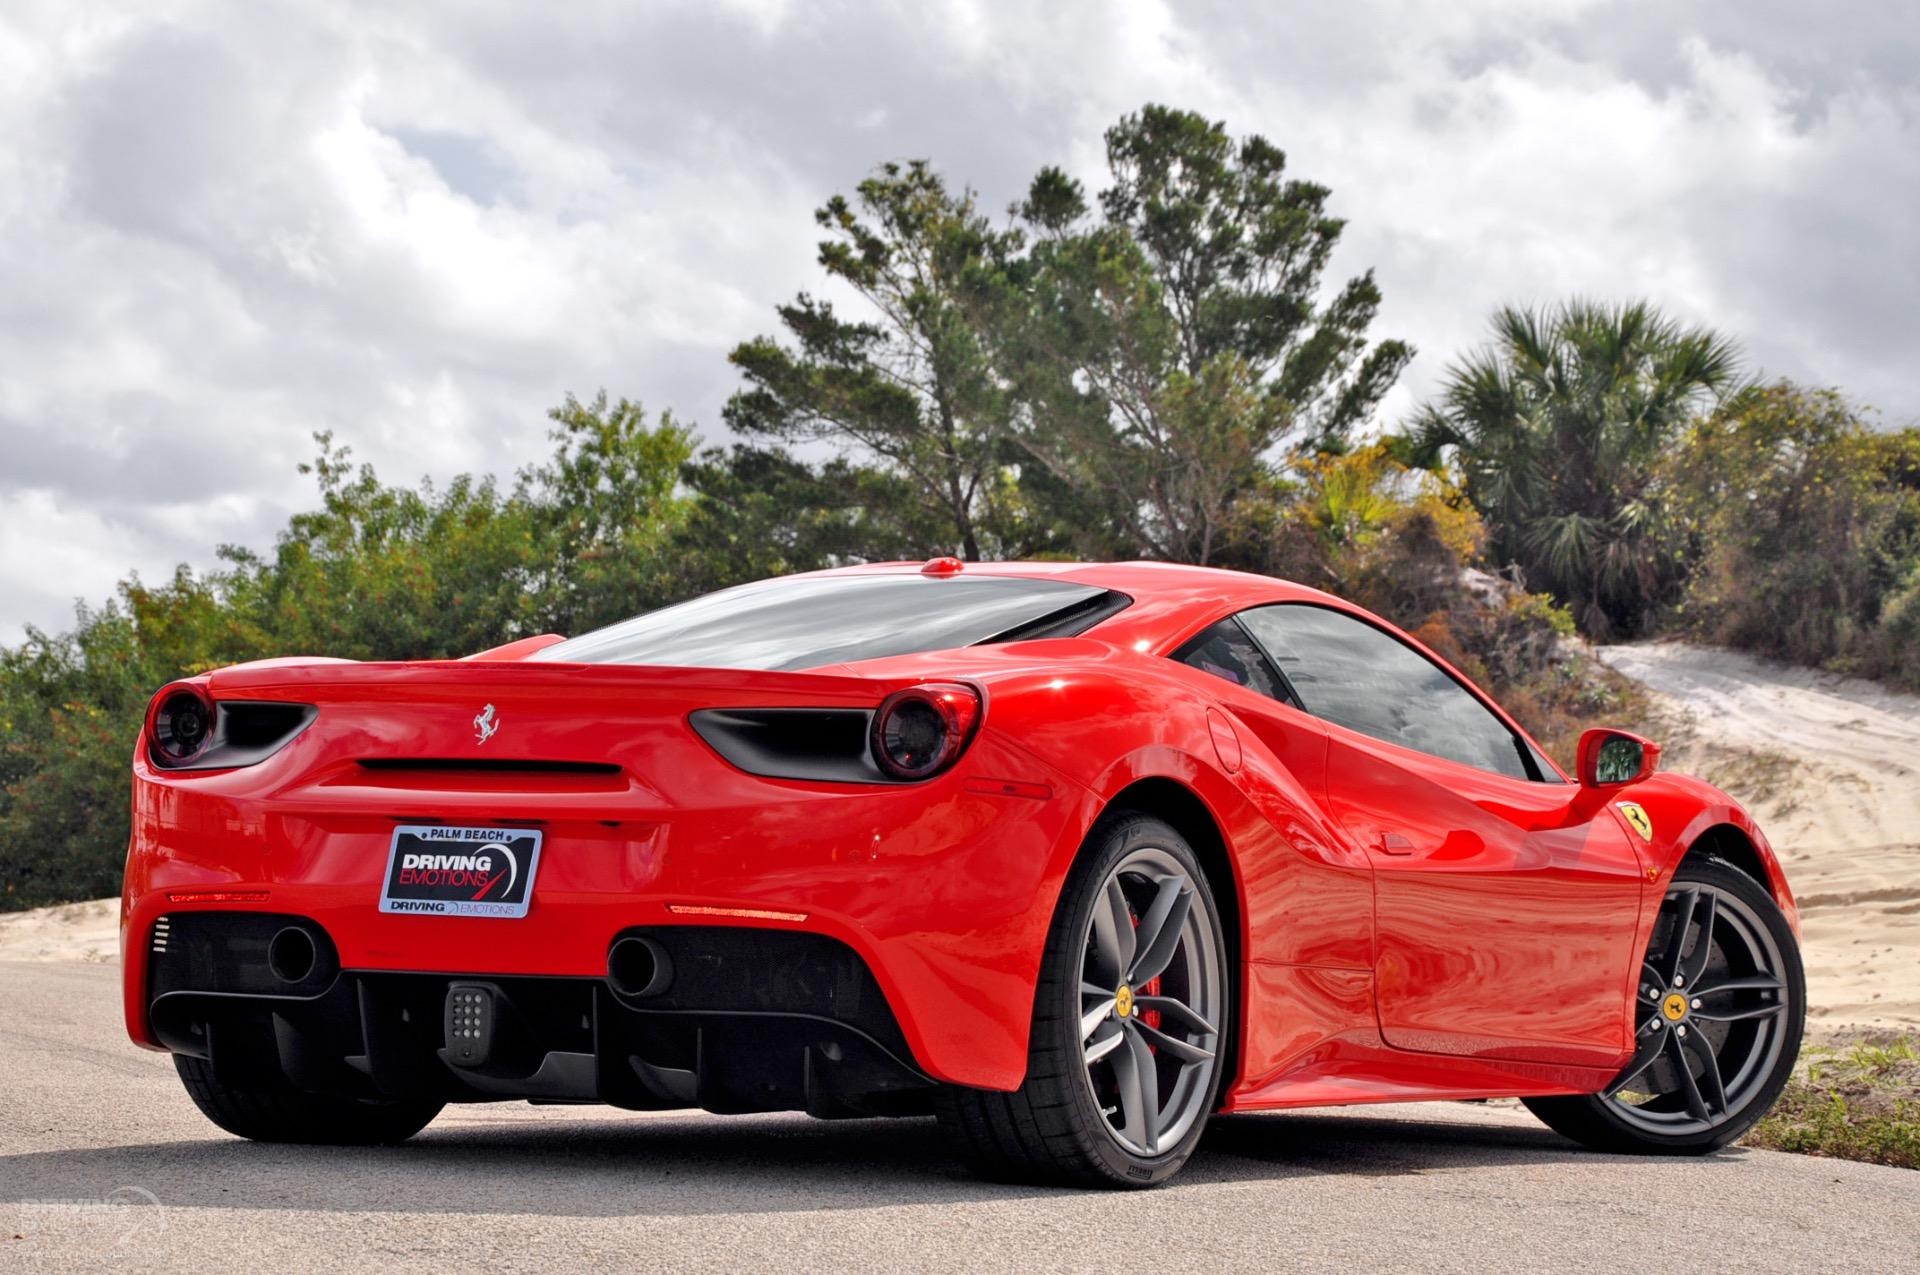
(607, 935), (673, 999)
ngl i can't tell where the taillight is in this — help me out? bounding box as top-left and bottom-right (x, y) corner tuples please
(142, 684), (316, 771)
(147, 683), (216, 766)
(870, 683), (982, 780)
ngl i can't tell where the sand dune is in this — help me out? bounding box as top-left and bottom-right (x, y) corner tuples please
(0, 896), (117, 963)
(1598, 641), (1920, 1032)
(6, 641), (1913, 1031)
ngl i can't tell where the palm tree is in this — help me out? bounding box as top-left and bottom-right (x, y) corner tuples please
(1409, 300), (1742, 637)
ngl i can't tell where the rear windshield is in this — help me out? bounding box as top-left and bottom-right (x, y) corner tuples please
(532, 574), (1120, 671)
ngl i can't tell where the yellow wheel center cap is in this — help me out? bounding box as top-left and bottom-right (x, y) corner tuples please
(1662, 992), (1689, 1022)
(1115, 984), (1134, 1019)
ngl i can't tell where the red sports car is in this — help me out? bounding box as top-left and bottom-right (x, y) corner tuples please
(122, 560), (1804, 1186)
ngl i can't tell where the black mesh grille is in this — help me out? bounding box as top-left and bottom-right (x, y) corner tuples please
(609, 926), (910, 1057)
(147, 911), (339, 998)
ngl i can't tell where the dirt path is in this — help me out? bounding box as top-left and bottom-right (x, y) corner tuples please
(1598, 640), (1920, 1031)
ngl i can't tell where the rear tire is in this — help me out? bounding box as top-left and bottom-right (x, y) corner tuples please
(1524, 856), (1803, 1155)
(937, 813), (1229, 1188)
(174, 1054), (443, 1145)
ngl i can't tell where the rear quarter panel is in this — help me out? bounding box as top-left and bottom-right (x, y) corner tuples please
(922, 641), (1380, 1091)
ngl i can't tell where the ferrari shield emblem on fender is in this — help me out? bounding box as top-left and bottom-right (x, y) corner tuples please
(1617, 801), (1654, 843)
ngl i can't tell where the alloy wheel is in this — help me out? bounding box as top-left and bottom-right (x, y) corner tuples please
(1076, 846), (1225, 1157)
(1606, 882), (1792, 1134)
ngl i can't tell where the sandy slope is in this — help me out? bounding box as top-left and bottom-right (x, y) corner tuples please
(1599, 641), (1920, 1032)
(0, 896), (117, 963)
(5, 641), (1914, 1029)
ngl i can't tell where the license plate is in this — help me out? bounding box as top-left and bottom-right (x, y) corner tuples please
(379, 825), (544, 918)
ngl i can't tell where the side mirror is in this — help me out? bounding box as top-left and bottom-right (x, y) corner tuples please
(1577, 728), (1660, 788)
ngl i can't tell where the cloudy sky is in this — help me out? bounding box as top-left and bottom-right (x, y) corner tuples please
(2, 0), (1915, 643)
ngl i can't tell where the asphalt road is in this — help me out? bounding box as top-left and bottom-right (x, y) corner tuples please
(2, 962), (1914, 1273)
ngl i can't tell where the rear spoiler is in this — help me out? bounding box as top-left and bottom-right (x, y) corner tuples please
(206, 658), (886, 705)
(462, 634), (568, 662)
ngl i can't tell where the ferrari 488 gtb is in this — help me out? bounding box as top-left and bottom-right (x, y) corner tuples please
(123, 560), (1804, 1186)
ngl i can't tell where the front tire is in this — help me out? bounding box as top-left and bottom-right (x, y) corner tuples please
(938, 813), (1229, 1187)
(1525, 856), (1804, 1154)
(174, 1054), (444, 1145)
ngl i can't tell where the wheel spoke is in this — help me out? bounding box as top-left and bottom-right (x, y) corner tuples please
(1680, 1029), (1727, 1116)
(1660, 889), (1700, 987)
(1080, 991), (1118, 1042)
(1090, 878), (1136, 986)
(1132, 1018), (1214, 1065)
(1679, 891), (1719, 989)
(1085, 1020), (1125, 1064)
(1606, 1019), (1667, 1097)
(1669, 1031), (1713, 1122)
(1135, 995), (1216, 1037)
(1111, 1026), (1163, 1155)
(1691, 1001), (1788, 1024)
(1128, 877), (1192, 985)
(1694, 974), (1783, 998)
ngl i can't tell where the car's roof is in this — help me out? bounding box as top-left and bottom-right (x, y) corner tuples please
(815, 558), (1325, 598)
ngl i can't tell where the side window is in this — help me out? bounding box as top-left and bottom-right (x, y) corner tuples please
(1173, 619), (1293, 705)
(1236, 604), (1535, 780)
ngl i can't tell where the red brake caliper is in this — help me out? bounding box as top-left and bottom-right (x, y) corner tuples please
(1130, 909), (1163, 1035)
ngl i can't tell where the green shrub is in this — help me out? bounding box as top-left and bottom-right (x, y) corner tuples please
(1666, 383), (1920, 688)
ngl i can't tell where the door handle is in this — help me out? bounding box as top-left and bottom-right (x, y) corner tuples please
(1376, 832), (1415, 856)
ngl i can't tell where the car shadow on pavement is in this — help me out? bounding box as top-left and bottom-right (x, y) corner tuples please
(1198, 1109), (1754, 1178)
(0, 1106), (1756, 1219)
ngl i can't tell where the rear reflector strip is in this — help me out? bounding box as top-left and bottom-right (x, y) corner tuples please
(666, 904), (808, 922)
(150, 916), (171, 954)
(963, 778), (1053, 800)
(165, 891), (271, 904)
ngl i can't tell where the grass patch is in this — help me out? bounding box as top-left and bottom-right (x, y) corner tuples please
(1745, 1034), (1920, 1169)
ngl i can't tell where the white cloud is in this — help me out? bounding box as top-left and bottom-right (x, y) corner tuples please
(1, 0), (1915, 642)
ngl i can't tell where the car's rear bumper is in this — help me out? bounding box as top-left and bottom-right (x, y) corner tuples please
(121, 730), (1097, 1092)
(141, 912), (937, 1114)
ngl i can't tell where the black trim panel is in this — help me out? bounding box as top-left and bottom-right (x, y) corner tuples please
(689, 707), (895, 783)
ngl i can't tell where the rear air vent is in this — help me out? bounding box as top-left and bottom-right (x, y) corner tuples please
(151, 915), (171, 954)
(355, 759), (621, 775)
(689, 708), (887, 783)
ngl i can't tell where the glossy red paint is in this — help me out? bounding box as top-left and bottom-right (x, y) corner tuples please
(121, 560), (1798, 1112)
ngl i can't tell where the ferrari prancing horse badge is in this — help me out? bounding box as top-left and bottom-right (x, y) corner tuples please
(1617, 801), (1654, 843)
